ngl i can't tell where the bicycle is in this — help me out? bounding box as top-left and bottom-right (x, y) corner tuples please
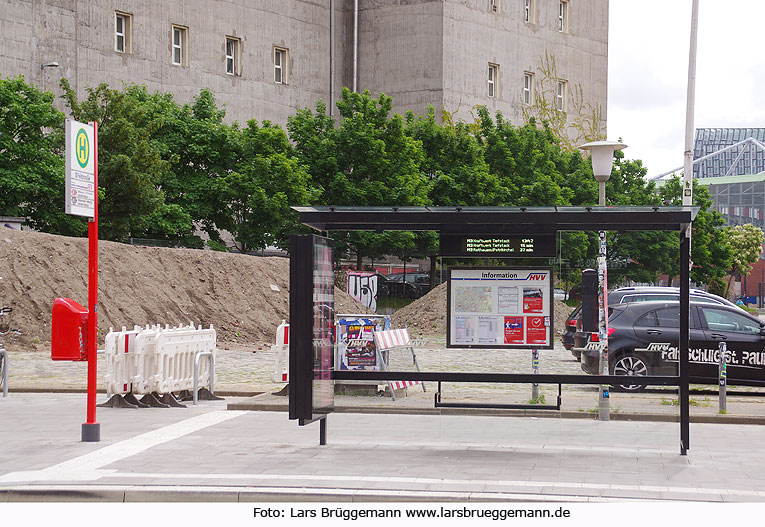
(0, 307), (13, 395)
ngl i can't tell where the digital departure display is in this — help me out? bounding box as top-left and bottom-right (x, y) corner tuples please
(439, 234), (557, 258)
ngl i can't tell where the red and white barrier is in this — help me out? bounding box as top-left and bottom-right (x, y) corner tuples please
(270, 320), (290, 383)
(373, 328), (424, 398)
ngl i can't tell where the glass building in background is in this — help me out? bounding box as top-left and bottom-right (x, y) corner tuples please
(693, 128), (765, 231)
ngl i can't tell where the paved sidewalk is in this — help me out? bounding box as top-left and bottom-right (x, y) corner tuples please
(2, 393), (765, 502)
(3, 342), (765, 502)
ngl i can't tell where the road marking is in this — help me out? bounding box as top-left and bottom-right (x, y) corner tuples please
(0, 411), (247, 483)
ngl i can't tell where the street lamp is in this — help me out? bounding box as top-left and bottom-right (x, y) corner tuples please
(578, 140), (627, 206)
(40, 62), (59, 92)
(578, 140), (627, 422)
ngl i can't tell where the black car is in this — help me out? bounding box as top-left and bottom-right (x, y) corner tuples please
(566, 286), (738, 361)
(385, 272), (437, 299)
(578, 301), (765, 391)
(562, 305), (581, 353)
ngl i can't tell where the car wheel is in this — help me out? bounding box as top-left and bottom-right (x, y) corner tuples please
(611, 353), (649, 392)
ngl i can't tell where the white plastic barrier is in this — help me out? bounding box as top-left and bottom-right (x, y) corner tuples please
(271, 320), (290, 383)
(104, 325), (145, 396)
(154, 326), (216, 393)
(104, 323), (216, 396)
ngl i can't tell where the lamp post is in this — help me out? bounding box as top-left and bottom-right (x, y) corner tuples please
(40, 62), (59, 92)
(578, 140), (627, 422)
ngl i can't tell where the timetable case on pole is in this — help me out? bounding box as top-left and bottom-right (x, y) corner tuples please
(446, 267), (554, 350)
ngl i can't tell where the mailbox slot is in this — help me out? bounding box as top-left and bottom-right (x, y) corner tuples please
(51, 298), (89, 361)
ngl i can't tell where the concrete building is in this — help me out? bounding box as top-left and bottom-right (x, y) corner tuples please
(2, 0), (608, 134)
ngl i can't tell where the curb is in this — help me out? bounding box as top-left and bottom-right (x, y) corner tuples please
(226, 398), (765, 425)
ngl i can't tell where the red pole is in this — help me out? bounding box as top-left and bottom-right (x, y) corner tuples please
(83, 121), (100, 442)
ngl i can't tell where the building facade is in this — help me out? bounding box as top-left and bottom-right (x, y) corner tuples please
(2, 0), (608, 132)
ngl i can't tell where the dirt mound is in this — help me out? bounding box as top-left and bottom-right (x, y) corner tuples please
(392, 283), (573, 339)
(0, 228), (369, 351)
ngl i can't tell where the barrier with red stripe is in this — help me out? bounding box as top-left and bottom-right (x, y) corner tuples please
(373, 328), (424, 399)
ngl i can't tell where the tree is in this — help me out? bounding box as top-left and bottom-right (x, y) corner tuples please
(724, 224), (764, 297)
(60, 80), (174, 242)
(0, 76), (85, 236)
(476, 109), (577, 206)
(145, 88), (243, 248)
(405, 107), (508, 207)
(219, 120), (314, 252)
(658, 177), (731, 290)
(288, 89), (430, 267)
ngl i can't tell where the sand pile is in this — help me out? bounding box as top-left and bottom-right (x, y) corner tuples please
(0, 228), (369, 351)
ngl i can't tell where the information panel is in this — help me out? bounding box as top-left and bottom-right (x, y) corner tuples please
(439, 234), (556, 258)
(447, 267), (554, 349)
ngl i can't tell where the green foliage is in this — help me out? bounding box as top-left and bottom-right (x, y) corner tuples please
(658, 177), (731, 289)
(724, 223), (764, 296)
(476, 108), (576, 206)
(0, 76), (85, 235)
(288, 88), (429, 263)
(405, 107), (507, 206)
(60, 80), (171, 242)
(1, 75), (736, 288)
(220, 120), (314, 252)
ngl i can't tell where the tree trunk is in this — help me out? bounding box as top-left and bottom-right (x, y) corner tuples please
(356, 251), (362, 270)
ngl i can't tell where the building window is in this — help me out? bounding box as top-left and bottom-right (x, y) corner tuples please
(490, 0), (500, 14)
(558, 1), (568, 32)
(524, 0), (535, 23)
(523, 72), (534, 104)
(274, 47), (288, 84)
(556, 80), (567, 111)
(488, 63), (498, 97)
(115, 12), (132, 53)
(226, 37), (241, 76)
(172, 25), (188, 66)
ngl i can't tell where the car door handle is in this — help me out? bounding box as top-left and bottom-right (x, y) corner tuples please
(646, 329), (662, 335)
(710, 333), (727, 340)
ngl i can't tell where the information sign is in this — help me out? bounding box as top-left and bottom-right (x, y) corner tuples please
(446, 267), (554, 349)
(439, 234), (556, 258)
(65, 120), (96, 218)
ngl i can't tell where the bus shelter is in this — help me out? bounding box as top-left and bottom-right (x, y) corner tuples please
(289, 206), (698, 455)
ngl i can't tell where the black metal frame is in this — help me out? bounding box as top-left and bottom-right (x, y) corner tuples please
(434, 381), (562, 410)
(291, 206), (697, 454)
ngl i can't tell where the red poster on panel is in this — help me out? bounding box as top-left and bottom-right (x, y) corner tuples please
(504, 316), (524, 344)
(526, 316), (547, 344)
(523, 287), (543, 313)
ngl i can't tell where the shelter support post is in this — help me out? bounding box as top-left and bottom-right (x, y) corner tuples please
(680, 227), (690, 455)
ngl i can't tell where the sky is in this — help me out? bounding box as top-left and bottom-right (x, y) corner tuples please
(607, 0), (765, 178)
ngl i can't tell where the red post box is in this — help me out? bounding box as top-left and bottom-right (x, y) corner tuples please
(51, 298), (89, 361)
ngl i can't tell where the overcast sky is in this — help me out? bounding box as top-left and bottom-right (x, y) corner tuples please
(607, 0), (765, 178)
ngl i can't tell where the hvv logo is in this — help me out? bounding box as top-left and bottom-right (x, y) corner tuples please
(527, 273), (547, 281)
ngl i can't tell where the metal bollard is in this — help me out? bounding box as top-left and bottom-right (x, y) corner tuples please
(531, 349), (539, 401)
(718, 341), (727, 413)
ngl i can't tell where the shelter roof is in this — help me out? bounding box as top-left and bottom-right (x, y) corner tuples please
(293, 206), (698, 233)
